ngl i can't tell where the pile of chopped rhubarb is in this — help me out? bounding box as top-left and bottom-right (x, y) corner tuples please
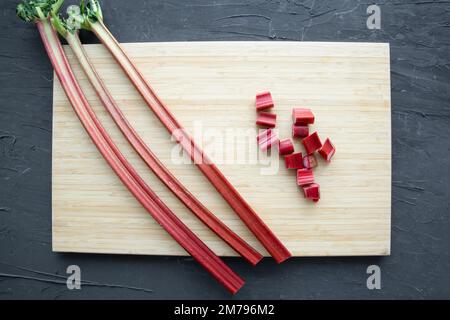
(255, 92), (336, 202)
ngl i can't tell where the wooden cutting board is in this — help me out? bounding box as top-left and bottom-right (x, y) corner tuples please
(52, 41), (391, 257)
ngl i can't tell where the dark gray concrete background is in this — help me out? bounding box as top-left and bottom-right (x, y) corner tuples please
(1, 0), (449, 299)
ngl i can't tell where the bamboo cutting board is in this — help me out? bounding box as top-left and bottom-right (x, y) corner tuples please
(52, 42), (391, 257)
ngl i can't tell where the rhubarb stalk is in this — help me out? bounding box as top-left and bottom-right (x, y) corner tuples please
(17, 0), (244, 293)
(51, 14), (262, 266)
(80, 0), (291, 263)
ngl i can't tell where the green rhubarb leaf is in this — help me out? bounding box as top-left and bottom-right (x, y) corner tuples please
(80, 0), (103, 25)
(49, 1), (91, 36)
(17, 0), (64, 21)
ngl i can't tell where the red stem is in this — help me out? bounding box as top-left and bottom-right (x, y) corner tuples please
(65, 33), (262, 266)
(91, 21), (291, 263)
(36, 18), (244, 294)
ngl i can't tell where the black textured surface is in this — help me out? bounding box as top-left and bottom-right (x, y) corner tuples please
(1, 0), (450, 299)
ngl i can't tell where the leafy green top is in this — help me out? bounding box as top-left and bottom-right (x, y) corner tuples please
(51, 4), (88, 36)
(80, 0), (103, 24)
(16, 0), (104, 31)
(16, 0), (64, 22)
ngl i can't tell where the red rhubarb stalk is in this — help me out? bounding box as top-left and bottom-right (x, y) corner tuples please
(53, 20), (262, 266)
(81, 1), (291, 263)
(17, 3), (244, 293)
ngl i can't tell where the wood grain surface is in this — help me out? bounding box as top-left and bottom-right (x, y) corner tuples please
(52, 41), (391, 257)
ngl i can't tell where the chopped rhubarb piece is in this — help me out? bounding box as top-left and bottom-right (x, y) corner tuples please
(256, 112), (276, 128)
(302, 132), (322, 154)
(292, 124), (309, 138)
(278, 138), (295, 156)
(255, 92), (274, 111)
(285, 152), (303, 169)
(318, 138), (336, 162)
(297, 168), (315, 186)
(303, 183), (320, 201)
(303, 154), (318, 169)
(257, 128), (271, 142)
(292, 108), (314, 125)
(257, 129), (278, 151)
